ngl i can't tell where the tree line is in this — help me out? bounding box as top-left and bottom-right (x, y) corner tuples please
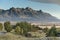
(0, 21), (58, 37)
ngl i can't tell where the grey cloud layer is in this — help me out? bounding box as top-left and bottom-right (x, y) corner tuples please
(29, 0), (60, 4)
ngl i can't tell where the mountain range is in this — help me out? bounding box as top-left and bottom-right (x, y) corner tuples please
(0, 7), (60, 23)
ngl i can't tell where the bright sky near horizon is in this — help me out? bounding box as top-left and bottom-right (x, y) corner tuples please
(0, 0), (60, 19)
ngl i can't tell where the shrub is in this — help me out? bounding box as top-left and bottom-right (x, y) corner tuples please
(0, 23), (3, 31)
(46, 25), (57, 37)
(15, 26), (21, 34)
(4, 21), (12, 32)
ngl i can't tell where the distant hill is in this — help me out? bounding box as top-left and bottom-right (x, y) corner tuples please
(0, 7), (60, 23)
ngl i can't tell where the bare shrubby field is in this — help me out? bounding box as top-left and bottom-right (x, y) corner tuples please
(0, 33), (59, 40)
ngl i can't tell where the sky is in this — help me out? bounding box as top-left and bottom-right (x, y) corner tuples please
(0, 0), (60, 19)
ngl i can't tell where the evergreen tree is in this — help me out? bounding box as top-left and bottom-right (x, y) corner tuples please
(0, 23), (3, 31)
(4, 21), (12, 32)
(46, 25), (57, 37)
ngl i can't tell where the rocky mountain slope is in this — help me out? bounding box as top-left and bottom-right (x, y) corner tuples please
(0, 7), (59, 23)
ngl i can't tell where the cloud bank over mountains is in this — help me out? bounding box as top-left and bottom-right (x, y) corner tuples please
(29, 0), (60, 4)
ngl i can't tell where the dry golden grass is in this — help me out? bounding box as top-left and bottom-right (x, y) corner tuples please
(0, 32), (59, 40)
(0, 33), (26, 40)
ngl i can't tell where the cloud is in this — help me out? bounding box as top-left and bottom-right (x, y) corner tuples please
(29, 0), (60, 4)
